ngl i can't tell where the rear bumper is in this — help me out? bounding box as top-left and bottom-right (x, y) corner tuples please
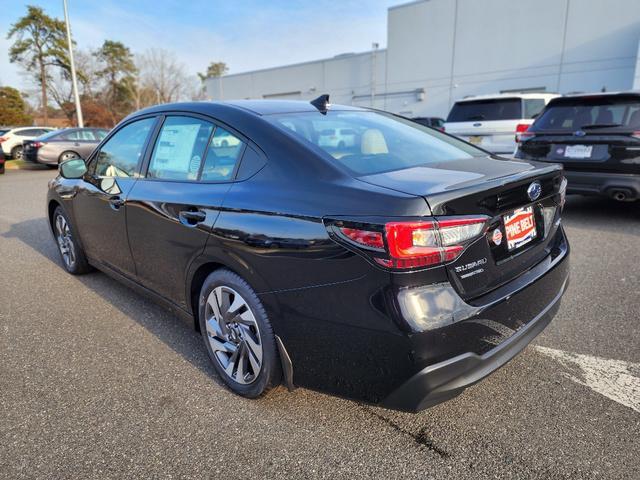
(565, 170), (640, 199)
(381, 232), (569, 412)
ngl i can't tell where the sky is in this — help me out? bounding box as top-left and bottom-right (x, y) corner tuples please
(1, 0), (399, 91)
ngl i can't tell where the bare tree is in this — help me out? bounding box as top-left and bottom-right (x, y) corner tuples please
(137, 48), (188, 104)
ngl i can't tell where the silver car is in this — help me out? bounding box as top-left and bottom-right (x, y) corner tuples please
(23, 128), (109, 166)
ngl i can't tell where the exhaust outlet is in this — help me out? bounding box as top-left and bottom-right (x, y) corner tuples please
(613, 191), (626, 201)
(608, 188), (635, 202)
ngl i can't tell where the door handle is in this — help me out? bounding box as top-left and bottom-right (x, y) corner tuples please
(109, 196), (125, 210)
(179, 210), (206, 225)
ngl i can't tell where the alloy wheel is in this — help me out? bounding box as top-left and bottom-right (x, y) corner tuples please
(60, 152), (79, 163)
(205, 286), (263, 384)
(55, 214), (76, 269)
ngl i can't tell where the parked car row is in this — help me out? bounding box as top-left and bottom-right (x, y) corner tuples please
(412, 90), (639, 202)
(0, 126), (56, 160)
(0, 126), (110, 167)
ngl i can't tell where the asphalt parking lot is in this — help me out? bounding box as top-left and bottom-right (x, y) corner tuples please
(1, 169), (638, 480)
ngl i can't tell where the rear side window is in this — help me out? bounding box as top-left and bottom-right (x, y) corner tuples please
(447, 98), (522, 122)
(63, 130), (97, 141)
(148, 116), (214, 181)
(94, 117), (155, 178)
(524, 99), (546, 119)
(15, 129), (40, 136)
(201, 127), (245, 181)
(532, 97), (640, 132)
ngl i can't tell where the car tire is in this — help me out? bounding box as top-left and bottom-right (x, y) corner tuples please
(52, 206), (92, 275)
(198, 269), (281, 398)
(11, 145), (23, 160)
(58, 151), (80, 164)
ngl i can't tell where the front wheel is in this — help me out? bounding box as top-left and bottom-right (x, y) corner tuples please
(198, 269), (281, 398)
(53, 207), (92, 274)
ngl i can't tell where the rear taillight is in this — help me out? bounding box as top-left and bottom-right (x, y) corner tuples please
(515, 123), (534, 143)
(32, 141), (44, 148)
(631, 131), (640, 139)
(0, 137), (7, 143)
(333, 216), (487, 270)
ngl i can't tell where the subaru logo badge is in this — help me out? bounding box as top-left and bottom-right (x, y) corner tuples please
(574, 130), (586, 137)
(527, 181), (542, 201)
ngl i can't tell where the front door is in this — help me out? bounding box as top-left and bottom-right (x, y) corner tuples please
(72, 117), (157, 277)
(126, 116), (246, 308)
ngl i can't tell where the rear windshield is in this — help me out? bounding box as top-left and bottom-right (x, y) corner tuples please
(36, 130), (64, 141)
(531, 96), (640, 132)
(447, 98), (522, 122)
(268, 110), (482, 176)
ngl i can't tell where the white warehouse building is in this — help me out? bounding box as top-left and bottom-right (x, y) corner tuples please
(205, 0), (640, 118)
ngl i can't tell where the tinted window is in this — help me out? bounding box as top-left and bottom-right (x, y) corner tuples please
(524, 99), (546, 119)
(148, 116), (214, 181)
(532, 97), (640, 132)
(447, 98), (522, 122)
(37, 130), (64, 141)
(94, 118), (155, 178)
(63, 129), (99, 141)
(201, 127), (245, 181)
(269, 111), (481, 176)
(15, 129), (40, 136)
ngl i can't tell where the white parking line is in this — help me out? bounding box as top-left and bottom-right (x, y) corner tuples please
(535, 346), (640, 413)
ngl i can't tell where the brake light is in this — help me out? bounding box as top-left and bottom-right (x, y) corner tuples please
(0, 137), (7, 143)
(631, 131), (640, 139)
(32, 141), (44, 148)
(515, 123), (534, 143)
(333, 216), (487, 270)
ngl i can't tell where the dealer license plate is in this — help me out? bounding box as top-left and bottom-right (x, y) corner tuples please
(503, 205), (537, 251)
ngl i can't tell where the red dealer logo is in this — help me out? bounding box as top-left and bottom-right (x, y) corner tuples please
(503, 206), (537, 250)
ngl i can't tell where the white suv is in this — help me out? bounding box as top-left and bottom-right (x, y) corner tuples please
(0, 126), (56, 159)
(443, 93), (559, 154)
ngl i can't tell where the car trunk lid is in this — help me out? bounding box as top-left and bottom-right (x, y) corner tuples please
(358, 157), (564, 299)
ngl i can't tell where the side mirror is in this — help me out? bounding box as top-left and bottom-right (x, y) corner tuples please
(59, 158), (87, 179)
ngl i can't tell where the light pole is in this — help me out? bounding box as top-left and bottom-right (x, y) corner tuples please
(63, 0), (83, 127)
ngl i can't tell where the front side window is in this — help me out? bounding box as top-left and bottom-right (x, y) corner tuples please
(268, 110), (482, 176)
(148, 116), (214, 181)
(94, 117), (155, 178)
(447, 98), (522, 122)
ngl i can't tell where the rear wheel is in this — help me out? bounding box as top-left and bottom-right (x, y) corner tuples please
(53, 207), (91, 274)
(58, 151), (80, 164)
(198, 269), (281, 398)
(11, 145), (23, 160)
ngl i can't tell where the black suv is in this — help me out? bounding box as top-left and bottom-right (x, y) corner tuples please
(516, 92), (640, 201)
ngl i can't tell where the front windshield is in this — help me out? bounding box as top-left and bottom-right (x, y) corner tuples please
(268, 110), (483, 176)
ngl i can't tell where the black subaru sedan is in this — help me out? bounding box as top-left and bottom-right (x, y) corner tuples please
(47, 97), (569, 412)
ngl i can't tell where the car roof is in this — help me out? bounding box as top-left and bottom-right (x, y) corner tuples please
(454, 92), (560, 103)
(132, 100), (366, 118)
(550, 90), (640, 100)
(8, 126), (55, 132)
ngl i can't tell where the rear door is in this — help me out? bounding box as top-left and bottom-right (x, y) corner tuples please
(126, 114), (247, 308)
